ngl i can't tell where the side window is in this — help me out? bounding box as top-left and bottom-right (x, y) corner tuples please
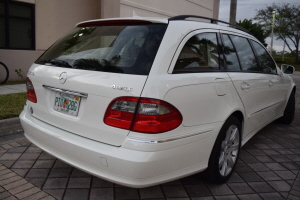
(173, 33), (220, 73)
(229, 35), (261, 72)
(222, 34), (241, 71)
(251, 40), (277, 74)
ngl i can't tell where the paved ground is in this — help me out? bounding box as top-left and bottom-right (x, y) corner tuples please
(0, 73), (300, 200)
(0, 84), (26, 95)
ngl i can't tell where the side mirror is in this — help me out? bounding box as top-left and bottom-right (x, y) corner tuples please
(281, 64), (295, 75)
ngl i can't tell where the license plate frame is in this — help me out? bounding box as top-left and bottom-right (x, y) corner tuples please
(53, 92), (81, 116)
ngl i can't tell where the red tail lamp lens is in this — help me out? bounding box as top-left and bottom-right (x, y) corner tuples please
(132, 98), (183, 133)
(104, 97), (182, 133)
(26, 77), (37, 103)
(104, 97), (139, 130)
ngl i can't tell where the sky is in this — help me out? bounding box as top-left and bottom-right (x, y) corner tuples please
(218, 0), (300, 53)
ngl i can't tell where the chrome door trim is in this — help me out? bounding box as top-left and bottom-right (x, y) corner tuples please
(248, 100), (285, 117)
(43, 85), (88, 97)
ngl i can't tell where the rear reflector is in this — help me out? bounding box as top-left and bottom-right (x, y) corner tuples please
(104, 97), (182, 133)
(26, 77), (37, 103)
(77, 20), (152, 27)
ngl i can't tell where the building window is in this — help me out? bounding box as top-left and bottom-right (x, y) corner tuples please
(0, 0), (35, 50)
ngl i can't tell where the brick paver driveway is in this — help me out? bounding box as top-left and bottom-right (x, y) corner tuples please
(1, 72), (300, 200)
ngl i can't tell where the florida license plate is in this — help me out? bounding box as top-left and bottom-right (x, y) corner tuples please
(53, 92), (81, 116)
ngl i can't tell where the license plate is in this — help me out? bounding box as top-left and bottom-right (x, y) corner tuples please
(53, 92), (81, 116)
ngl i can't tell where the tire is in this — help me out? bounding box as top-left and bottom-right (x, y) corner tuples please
(277, 91), (295, 124)
(0, 62), (9, 85)
(205, 116), (241, 184)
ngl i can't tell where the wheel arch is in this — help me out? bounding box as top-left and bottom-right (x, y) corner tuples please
(292, 86), (296, 94)
(229, 110), (244, 137)
(208, 109), (244, 160)
(205, 110), (243, 183)
(209, 110), (245, 149)
(230, 111), (244, 124)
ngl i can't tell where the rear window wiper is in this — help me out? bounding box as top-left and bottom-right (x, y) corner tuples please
(41, 59), (73, 68)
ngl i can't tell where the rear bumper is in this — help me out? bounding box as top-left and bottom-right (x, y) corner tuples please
(20, 106), (220, 188)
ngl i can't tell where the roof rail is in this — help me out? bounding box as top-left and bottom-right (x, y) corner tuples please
(169, 15), (253, 36)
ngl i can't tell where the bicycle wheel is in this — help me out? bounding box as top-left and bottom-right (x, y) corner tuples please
(0, 62), (9, 85)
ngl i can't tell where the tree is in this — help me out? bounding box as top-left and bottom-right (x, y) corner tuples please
(236, 19), (270, 47)
(254, 3), (300, 64)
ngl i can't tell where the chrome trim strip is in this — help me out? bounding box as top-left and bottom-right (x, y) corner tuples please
(248, 100), (285, 117)
(127, 129), (213, 144)
(43, 85), (88, 97)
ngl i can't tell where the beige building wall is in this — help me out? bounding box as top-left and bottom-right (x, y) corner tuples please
(2, 0), (219, 81)
(2, 0), (102, 81)
(100, 0), (120, 19)
(0, 50), (44, 80)
(120, 0), (218, 18)
(213, 0), (220, 19)
(36, 0), (100, 50)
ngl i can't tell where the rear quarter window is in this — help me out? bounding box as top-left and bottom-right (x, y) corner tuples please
(173, 33), (220, 73)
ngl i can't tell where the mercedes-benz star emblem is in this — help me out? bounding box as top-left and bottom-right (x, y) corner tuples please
(59, 72), (67, 84)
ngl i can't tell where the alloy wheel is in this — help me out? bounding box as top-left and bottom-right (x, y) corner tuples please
(218, 125), (240, 176)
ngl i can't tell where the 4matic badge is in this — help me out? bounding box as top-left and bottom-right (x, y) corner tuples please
(111, 85), (133, 92)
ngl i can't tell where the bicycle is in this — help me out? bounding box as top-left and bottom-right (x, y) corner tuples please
(0, 62), (9, 85)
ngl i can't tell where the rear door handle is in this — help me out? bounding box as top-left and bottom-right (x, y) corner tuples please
(241, 82), (250, 90)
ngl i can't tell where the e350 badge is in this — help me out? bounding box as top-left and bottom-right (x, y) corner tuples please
(111, 85), (133, 92)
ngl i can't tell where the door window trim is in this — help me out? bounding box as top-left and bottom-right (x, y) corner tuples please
(249, 39), (278, 75)
(220, 33), (243, 71)
(220, 31), (278, 75)
(220, 30), (279, 75)
(222, 34), (262, 73)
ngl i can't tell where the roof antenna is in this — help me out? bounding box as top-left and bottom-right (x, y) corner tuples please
(133, 10), (140, 17)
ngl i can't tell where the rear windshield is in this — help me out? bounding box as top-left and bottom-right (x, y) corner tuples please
(35, 24), (167, 75)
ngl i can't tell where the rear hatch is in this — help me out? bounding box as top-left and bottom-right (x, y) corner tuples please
(28, 19), (167, 146)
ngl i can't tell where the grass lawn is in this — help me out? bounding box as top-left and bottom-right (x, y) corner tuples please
(0, 92), (27, 120)
(274, 56), (300, 71)
(3, 80), (26, 85)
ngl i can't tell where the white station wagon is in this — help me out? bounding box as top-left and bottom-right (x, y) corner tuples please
(20, 15), (296, 188)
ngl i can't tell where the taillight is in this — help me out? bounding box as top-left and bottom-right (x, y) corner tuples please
(104, 97), (182, 134)
(132, 98), (182, 133)
(104, 97), (139, 130)
(26, 77), (37, 103)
